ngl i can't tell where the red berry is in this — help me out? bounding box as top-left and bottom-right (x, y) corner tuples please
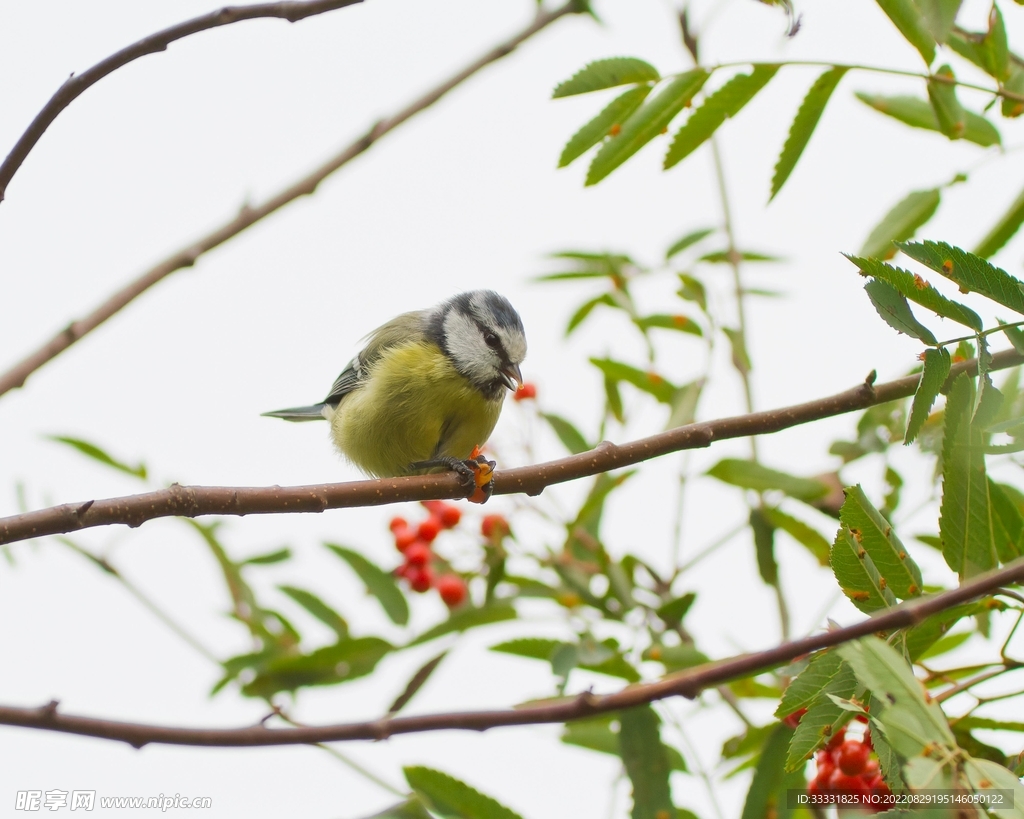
(407, 564), (434, 593)
(481, 514), (509, 539)
(436, 574), (468, 608)
(404, 542), (432, 566)
(417, 517), (442, 543)
(513, 382), (537, 401)
(389, 517), (408, 533)
(866, 774), (889, 796)
(837, 740), (870, 776)
(863, 729), (873, 751)
(438, 504), (461, 528)
(806, 779), (822, 797)
(828, 768), (866, 793)
(783, 707), (807, 729)
(815, 757), (835, 787)
(394, 527), (417, 552)
(825, 727), (846, 752)
(862, 759), (879, 778)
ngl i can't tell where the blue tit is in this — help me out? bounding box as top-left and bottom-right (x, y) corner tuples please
(263, 290), (527, 485)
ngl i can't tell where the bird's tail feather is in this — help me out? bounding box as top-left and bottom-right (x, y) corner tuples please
(261, 404), (327, 422)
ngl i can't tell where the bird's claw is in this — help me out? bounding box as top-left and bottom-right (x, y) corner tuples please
(408, 450), (496, 504)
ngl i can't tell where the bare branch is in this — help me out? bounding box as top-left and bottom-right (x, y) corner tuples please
(0, 1), (581, 397)
(3, 554), (1022, 748)
(0, 1), (365, 204)
(1, 348), (1018, 547)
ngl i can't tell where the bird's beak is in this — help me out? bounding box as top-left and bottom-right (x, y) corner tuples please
(500, 363), (523, 392)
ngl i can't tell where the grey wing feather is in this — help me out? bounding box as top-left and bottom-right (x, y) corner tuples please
(264, 308), (430, 420)
(261, 404), (328, 422)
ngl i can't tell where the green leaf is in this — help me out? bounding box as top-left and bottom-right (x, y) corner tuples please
(643, 643), (710, 671)
(404, 766), (523, 819)
(242, 636), (392, 697)
(863, 279), (938, 344)
(565, 293), (617, 335)
(723, 327), (751, 376)
(875, 0), (937, 64)
(830, 523), (899, 613)
(558, 85), (652, 167)
(785, 661), (859, 770)
(979, 3), (1010, 81)
(656, 592), (696, 626)
(856, 93), (1001, 147)
(619, 706), (674, 819)
(540, 413), (591, 455)
(707, 459), (829, 502)
(741, 724), (791, 819)
(906, 601), (987, 660)
(940, 374), (998, 578)
(326, 544), (409, 627)
(604, 374), (624, 423)
(358, 798), (433, 819)
(677, 273), (708, 311)
(239, 547), (292, 566)
(45, 435), (147, 480)
(975, 185), (1024, 259)
(588, 69), (710, 185)
(634, 313), (703, 336)
(750, 507), (778, 585)
(590, 358), (678, 403)
(906, 347), (952, 444)
(918, 629), (972, 660)
(408, 601), (516, 647)
(770, 67), (848, 200)
(776, 649), (843, 718)
(666, 379), (704, 429)
(388, 650), (448, 714)
(916, 0), (963, 43)
(953, 715), (1024, 733)
(927, 65), (966, 138)
(1001, 65), (1024, 118)
(664, 65), (780, 169)
(989, 480), (1023, 562)
(666, 227), (714, 259)
(561, 715), (688, 772)
(963, 757), (1024, 819)
(839, 485), (923, 599)
(762, 507), (831, 565)
(697, 250), (782, 264)
(490, 637), (560, 661)
(553, 57), (660, 98)
(846, 254), (982, 330)
(278, 585), (349, 638)
(857, 189), (942, 260)
(838, 636), (956, 759)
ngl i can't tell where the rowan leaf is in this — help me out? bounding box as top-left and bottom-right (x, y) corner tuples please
(906, 347), (952, 444)
(553, 57), (660, 98)
(899, 240), (1024, 315)
(559, 85), (652, 167)
(875, 0), (937, 64)
(863, 279), (938, 344)
(856, 93), (1001, 146)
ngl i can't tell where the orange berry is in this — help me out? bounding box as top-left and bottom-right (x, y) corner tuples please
(404, 542), (432, 566)
(436, 574), (468, 608)
(417, 517), (442, 543)
(513, 382), (537, 401)
(407, 564), (434, 593)
(438, 504), (461, 528)
(481, 514), (509, 539)
(389, 516), (408, 533)
(394, 527), (417, 552)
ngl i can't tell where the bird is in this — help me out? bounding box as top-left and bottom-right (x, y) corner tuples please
(263, 290), (526, 496)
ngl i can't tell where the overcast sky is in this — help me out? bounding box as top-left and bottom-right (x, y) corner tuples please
(1, 1), (1022, 817)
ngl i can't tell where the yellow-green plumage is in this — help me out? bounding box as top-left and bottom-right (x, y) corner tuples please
(326, 339), (503, 479)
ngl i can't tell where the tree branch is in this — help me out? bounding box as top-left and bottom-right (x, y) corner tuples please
(0, 1), (581, 397)
(3, 554), (1022, 748)
(0, 1), (366, 204)
(2, 348), (1019, 547)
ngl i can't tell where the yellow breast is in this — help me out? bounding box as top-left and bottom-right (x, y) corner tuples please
(328, 341), (504, 478)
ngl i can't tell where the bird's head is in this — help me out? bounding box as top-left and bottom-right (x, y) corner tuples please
(431, 290), (527, 400)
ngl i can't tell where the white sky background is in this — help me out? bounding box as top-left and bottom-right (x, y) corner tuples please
(1, 0), (1023, 817)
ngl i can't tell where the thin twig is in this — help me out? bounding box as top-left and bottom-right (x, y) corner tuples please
(0, 1), (582, 398)
(1, 347), (1016, 548)
(1, 554), (1023, 747)
(0, 1), (364, 203)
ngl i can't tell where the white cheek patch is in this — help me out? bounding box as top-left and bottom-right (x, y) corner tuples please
(443, 310), (499, 385)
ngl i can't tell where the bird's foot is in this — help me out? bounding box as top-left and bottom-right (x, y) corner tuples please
(409, 447), (495, 504)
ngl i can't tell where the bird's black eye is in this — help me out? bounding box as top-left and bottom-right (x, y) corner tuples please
(483, 330), (500, 349)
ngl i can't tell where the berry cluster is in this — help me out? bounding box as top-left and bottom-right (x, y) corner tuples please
(808, 726), (891, 809)
(391, 501), (467, 607)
